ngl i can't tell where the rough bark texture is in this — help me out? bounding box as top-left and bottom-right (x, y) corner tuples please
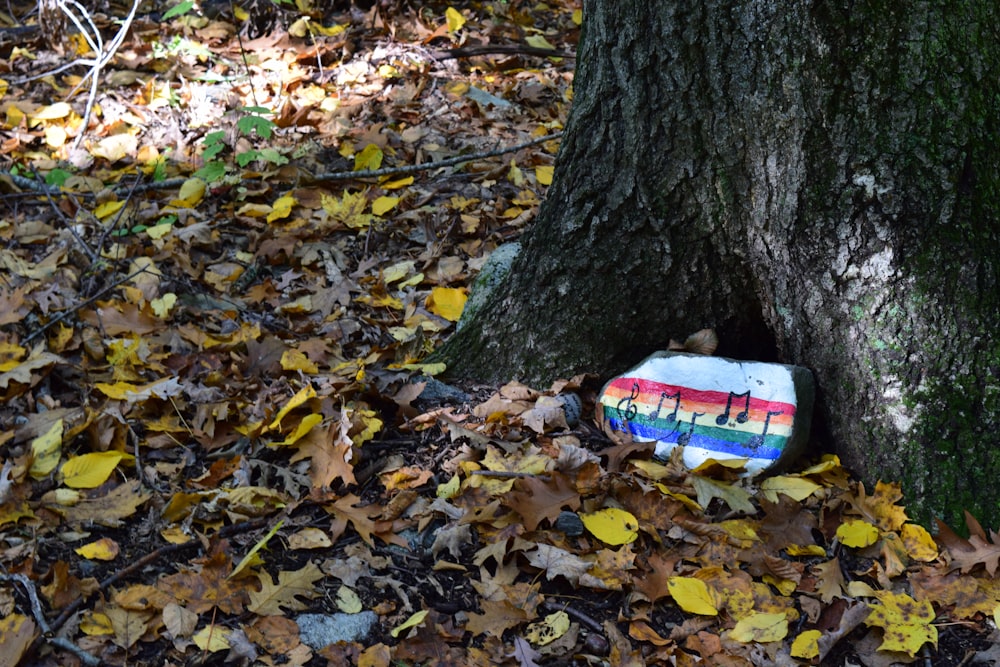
(438, 0), (1000, 527)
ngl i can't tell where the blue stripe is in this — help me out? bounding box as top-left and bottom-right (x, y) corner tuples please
(607, 418), (784, 460)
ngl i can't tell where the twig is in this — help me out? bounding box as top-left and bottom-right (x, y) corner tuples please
(22, 266), (155, 344)
(1, 573), (101, 666)
(432, 45), (575, 60)
(0, 133), (562, 198)
(38, 516), (271, 652)
(540, 600), (604, 633)
(310, 132), (563, 182)
(469, 470), (550, 479)
(31, 167), (98, 264)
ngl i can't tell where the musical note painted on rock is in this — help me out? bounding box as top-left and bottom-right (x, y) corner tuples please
(649, 390), (681, 423)
(677, 412), (704, 447)
(716, 390), (751, 425)
(616, 381), (640, 422)
(747, 410), (783, 449)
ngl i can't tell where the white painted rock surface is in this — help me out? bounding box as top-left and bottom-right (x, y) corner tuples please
(598, 352), (814, 474)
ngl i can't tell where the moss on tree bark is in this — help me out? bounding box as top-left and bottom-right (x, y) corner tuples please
(437, 0), (1000, 527)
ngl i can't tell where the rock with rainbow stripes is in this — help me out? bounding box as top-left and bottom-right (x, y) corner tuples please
(599, 352), (814, 475)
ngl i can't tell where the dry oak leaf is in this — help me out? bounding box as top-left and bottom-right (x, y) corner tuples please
(248, 561), (324, 615)
(524, 544), (591, 584)
(465, 599), (529, 638)
(937, 512), (1000, 576)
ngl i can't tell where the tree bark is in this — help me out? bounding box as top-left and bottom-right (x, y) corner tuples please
(438, 0), (1000, 528)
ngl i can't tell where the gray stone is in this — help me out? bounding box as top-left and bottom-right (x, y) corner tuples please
(414, 376), (470, 404)
(296, 611), (378, 648)
(598, 352), (814, 475)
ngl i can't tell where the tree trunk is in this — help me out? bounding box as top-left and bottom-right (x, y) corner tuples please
(437, 0), (1000, 528)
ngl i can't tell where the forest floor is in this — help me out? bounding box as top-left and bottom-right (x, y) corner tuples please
(2, 1), (1000, 665)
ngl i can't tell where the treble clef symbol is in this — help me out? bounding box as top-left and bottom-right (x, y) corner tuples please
(616, 381), (640, 422)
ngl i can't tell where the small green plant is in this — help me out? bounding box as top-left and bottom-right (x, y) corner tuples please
(194, 107), (288, 182)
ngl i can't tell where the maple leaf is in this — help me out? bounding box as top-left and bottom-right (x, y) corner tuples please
(504, 472), (580, 531)
(248, 561), (324, 615)
(325, 493), (377, 545)
(864, 591), (938, 657)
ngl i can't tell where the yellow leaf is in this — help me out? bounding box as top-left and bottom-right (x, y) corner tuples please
(426, 287), (467, 322)
(336, 586), (363, 614)
(151, 293), (177, 318)
(760, 475), (822, 502)
(525, 35), (556, 50)
(507, 159), (524, 186)
(354, 144), (383, 171)
(729, 612), (788, 643)
(92, 134), (138, 162)
(525, 611), (570, 646)
(865, 591), (938, 657)
(786, 544), (826, 557)
(383, 260), (415, 284)
(267, 194), (298, 222)
(836, 519), (880, 548)
(29, 419), (63, 480)
(436, 474), (461, 499)
(391, 609), (429, 638)
(230, 520), (284, 579)
(401, 362), (446, 375)
(192, 625), (231, 652)
(177, 178), (206, 206)
(791, 629), (822, 658)
(445, 6), (466, 32)
(275, 413), (323, 446)
(572, 8), (582, 25)
(31, 102), (73, 121)
(280, 349), (319, 373)
(381, 176), (413, 190)
(901, 523), (938, 562)
(62, 451), (125, 488)
(322, 190), (373, 230)
(268, 385), (317, 431)
(372, 195), (399, 216)
(45, 125), (67, 148)
(94, 200), (125, 220)
(236, 203), (272, 218)
(75, 537), (120, 560)
(80, 611), (114, 636)
(579, 508), (639, 546)
(535, 165), (554, 185)
(667, 577), (719, 616)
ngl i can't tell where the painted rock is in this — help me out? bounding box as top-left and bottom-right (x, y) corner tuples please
(599, 352), (814, 475)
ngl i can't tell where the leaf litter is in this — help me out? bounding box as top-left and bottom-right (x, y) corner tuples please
(0, 1), (998, 665)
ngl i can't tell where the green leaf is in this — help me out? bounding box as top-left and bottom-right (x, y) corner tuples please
(45, 168), (71, 186)
(162, 0), (195, 19)
(237, 114), (275, 139)
(193, 161), (227, 182)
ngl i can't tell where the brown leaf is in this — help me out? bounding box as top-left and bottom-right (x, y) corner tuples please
(248, 561), (324, 615)
(504, 472), (580, 532)
(465, 599), (528, 638)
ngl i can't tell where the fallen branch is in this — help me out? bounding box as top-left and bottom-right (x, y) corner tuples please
(2, 573), (101, 666)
